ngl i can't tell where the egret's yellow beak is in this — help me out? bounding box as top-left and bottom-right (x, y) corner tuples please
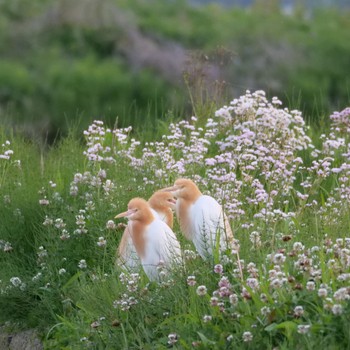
(115, 208), (136, 219)
(168, 198), (177, 205)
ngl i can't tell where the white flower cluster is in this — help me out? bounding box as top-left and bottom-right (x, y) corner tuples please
(0, 140), (13, 160)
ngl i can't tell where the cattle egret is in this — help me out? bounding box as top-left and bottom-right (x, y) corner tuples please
(115, 198), (181, 281)
(117, 191), (176, 270)
(148, 191), (177, 228)
(161, 178), (243, 279)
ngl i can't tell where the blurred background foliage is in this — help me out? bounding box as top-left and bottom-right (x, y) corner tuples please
(0, 0), (349, 142)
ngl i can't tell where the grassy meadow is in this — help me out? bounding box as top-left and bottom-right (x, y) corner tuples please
(1, 90), (350, 349)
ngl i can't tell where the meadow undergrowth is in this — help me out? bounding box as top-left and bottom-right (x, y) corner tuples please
(1, 92), (350, 349)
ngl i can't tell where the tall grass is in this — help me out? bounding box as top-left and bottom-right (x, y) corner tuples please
(1, 93), (350, 348)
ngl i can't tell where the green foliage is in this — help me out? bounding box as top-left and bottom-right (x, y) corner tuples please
(0, 0), (349, 140)
(0, 0), (350, 346)
(1, 92), (350, 348)
(0, 54), (177, 139)
(0, 61), (33, 111)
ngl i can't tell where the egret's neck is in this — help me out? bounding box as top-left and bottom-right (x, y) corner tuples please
(129, 209), (154, 258)
(177, 197), (197, 240)
(163, 209), (173, 229)
(182, 188), (201, 202)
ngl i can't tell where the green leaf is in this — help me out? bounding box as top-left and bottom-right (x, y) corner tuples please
(265, 321), (297, 340)
(62, 271), (82, 292)
(197, 332), (216, 345)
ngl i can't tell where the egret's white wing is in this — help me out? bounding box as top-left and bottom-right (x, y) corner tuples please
(142, 220), (182, 280)
(191, 195), (231, 258)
